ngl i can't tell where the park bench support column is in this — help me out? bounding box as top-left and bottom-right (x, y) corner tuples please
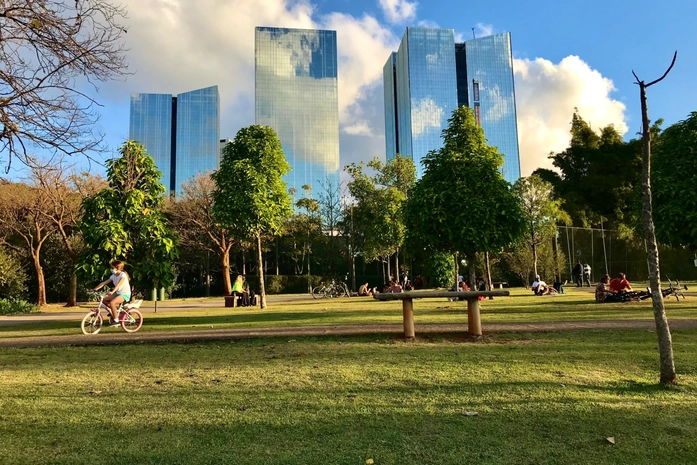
(402, 298), (415, 339)
(467, 298), (482, 336)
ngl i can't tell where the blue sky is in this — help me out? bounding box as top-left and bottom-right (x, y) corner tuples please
(5, 0), (695, 180)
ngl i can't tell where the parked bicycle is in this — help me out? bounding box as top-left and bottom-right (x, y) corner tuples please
(81, 291), (144, 335)
(312, 276), (350, 299)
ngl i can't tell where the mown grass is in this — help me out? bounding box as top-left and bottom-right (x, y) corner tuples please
(1, 287), (695, 339)
(1, 328), (697, 464)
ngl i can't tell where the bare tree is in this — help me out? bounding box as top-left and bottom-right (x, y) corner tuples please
(0, 0), (129, 170)
(632, 51), (678, 385)
(0, 179), (57, 305)
(167, 173), (236, 295)
(31, 160), (106, 306)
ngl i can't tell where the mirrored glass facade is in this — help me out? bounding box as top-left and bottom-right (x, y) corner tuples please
(460, 33), (521, 183)
(175, 86), (221, 192)
(255, 26), (340, 195)
(385, 28), (458, 178)
(130, 86), (220, 194)
(384, 29), (521, 183)
(129, 93), (173, 185)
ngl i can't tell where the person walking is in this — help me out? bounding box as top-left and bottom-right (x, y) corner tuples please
(582, 263), (592, 287)
(572, 261), (583, 287)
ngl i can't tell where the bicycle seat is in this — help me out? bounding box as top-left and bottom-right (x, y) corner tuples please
(125, 299), (143, 309)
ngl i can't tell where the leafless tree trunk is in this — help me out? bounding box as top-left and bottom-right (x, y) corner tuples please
(632, 51), (678, 385)
(257, 232), (267, 309)
(485, 252), (493, 296)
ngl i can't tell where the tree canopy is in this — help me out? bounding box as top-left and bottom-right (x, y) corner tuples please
(653, 111), (697, 249)
(512, 174), (569, 277)
(77, 141), (178, 293)
(212, 125), (292, 308)
(404, 106), (525, 285)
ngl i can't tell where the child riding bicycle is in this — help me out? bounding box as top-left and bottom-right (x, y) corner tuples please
(92, 260), (131, 326)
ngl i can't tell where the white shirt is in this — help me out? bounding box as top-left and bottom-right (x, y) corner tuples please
(110, 272), (131, 296)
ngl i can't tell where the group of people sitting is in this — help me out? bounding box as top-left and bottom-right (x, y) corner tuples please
(595, 272), (650, 302)
(358, 274), (424, 296)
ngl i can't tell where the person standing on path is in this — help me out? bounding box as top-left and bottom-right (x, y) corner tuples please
(573, 261), (583, 287)
(583, 263), (592, 287)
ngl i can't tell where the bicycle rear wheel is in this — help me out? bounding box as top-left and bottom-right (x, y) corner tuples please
(81, 311), (103, 335)
(121, 310), (143, 333)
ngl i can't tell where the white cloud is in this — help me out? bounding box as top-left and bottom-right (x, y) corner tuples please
(514, 55), (628, 176)
(104, 0), (399, 170)
(378, 0), (418, 24)
(411, 98), (443, 137)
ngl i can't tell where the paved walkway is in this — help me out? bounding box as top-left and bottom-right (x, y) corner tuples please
(2, 319), (696, 349)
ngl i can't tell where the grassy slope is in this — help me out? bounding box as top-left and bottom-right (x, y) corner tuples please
(1, 328), (696, 464)
(1, 287), (695, 339)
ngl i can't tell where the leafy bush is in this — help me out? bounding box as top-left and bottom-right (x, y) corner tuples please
(426, 252), (454, 288)
(0, 298), (39, 315)
(0, 247), (28, 299)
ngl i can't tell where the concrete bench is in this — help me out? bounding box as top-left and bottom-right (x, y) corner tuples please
(373, 290), (510, 338)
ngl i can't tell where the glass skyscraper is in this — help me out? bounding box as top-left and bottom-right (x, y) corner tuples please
(130, 85), (220, 194)
(384, 28), (521, 183)
(255, 26), (340, 195)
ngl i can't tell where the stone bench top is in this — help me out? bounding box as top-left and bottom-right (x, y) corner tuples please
(373, 290), (510, 301)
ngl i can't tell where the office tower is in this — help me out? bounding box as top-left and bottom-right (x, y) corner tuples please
(129, 85), (220, 194)
(384, 28), (521, 183)
(255, 26), (340, 195)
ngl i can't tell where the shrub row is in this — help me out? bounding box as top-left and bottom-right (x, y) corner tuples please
(0, 299), (39, 316)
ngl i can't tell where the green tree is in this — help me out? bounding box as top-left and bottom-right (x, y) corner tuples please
(534, 110), (644, 230)
(404, 106), (525, 288)
(0, 246), (27, 299)
(345, 154), (416, 282)
(653, 111), (697, 250)
(212, 125), (292, 309)
(512, 175), (570, 277)
(77, 141), (179, 297)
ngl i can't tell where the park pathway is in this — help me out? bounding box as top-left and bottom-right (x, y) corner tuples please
(2, 319), (697, 349)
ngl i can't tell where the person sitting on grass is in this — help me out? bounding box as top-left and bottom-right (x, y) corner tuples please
(609, 273), (633, 293)
(358, 282), (372, 296)
(531, 275), (557, 295)
(389, 279), (403, 293)
(596, 274), (623, 303)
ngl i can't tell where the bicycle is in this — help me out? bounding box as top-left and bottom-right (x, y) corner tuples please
(81, 291), (144, 335)
(311, 277), (350, 299)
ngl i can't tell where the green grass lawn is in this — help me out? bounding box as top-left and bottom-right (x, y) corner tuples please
(1, 287), (695, 339)
(1, 328), (697, 464)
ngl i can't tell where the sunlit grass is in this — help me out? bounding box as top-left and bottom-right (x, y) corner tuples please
(1, 329), (696, 464)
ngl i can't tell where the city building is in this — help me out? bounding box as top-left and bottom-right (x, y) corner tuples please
(255, 26), (340, 196)
(384, 28), (521, 183)
(129, 85), (220, 194)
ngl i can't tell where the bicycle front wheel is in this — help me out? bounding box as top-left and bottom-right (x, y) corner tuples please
(312, 286), (324, 299)
(121, 310), (143, 333)
(81, 311), (103, 335)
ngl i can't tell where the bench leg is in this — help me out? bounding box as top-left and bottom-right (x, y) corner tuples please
(467, 298), (482, 336)
(402, 298), (415, 339)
